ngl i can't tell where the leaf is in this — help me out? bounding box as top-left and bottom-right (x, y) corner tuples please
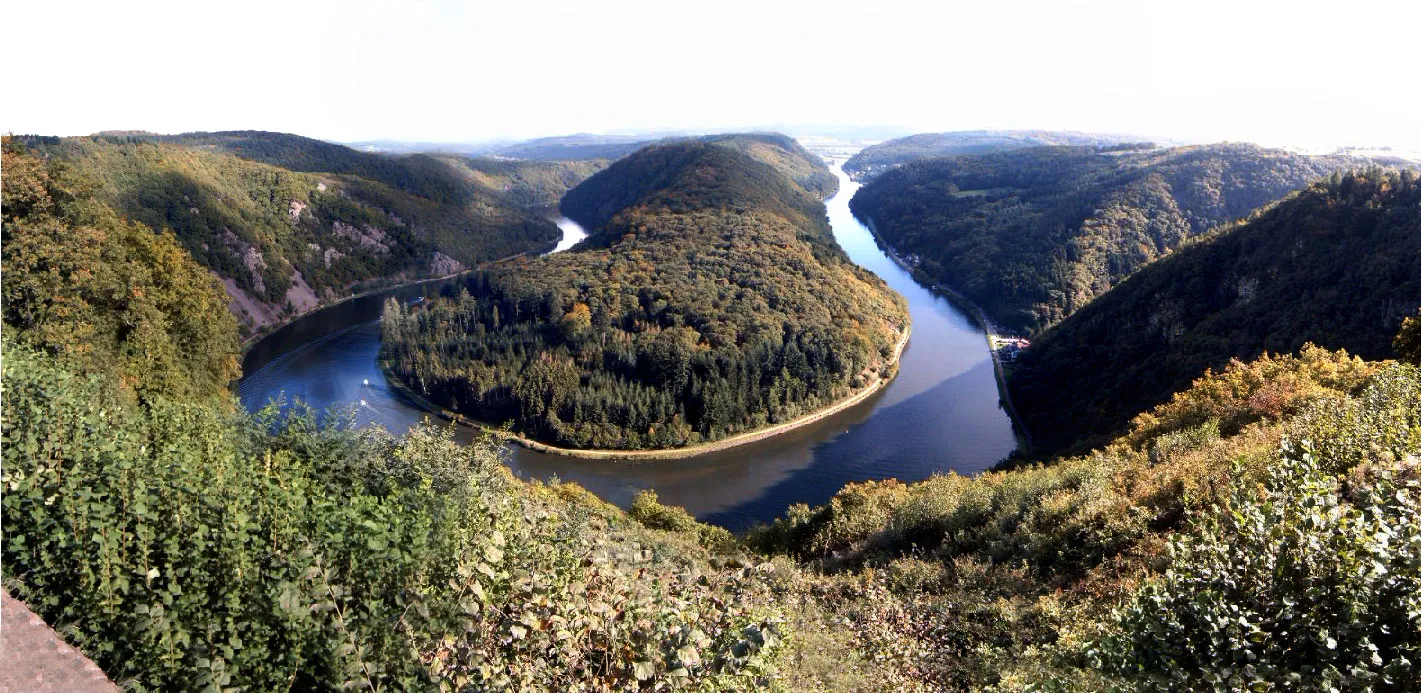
(632, 660), (656, 681)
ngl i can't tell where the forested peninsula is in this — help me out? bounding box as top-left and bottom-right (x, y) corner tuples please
(381, 135), (908, 451)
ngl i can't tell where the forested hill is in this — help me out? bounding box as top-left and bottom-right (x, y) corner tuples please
(11, 132), (600, 336)
(383, 140), (907, 450)
(487, 133), (658, 161)
(1009, 167), (1421, 455)
(850, 143), (1365, 335)
(559, 137), (830, 237)
(842, 129), (1143, 180)
(698, 133), (839, 198)
(558, 133), (835, 228)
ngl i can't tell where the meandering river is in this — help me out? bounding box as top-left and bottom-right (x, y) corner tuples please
(238, 162), (1018, 529)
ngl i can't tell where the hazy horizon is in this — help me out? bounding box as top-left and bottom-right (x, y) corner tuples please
(7, 0), (1420, 153)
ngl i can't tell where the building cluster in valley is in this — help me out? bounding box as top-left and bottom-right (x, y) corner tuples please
(991, 335), (1031, 362)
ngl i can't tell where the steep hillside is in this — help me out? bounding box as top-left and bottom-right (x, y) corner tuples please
(843, 129), (1143, 180)
(383, 140), (907, 450)
(701, 133), (839, 198)
(1009, 168), (1421, 454)
(13, 133), (575, 336)
(1, 139), (240, 402)
(558, 133), (836, 230)
(442, 156), (607, 208)
(850, 143), (1360, 334)
(755, 346), (1421, 690)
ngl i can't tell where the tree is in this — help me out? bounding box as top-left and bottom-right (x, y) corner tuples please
(1, 140), (241, 402)
(514, 354), (580, 432)
(1396, 308), (1421, 365)
(559, 302), (592, 339)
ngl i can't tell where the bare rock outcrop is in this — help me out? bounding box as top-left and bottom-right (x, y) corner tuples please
(429, 251), (465, 276)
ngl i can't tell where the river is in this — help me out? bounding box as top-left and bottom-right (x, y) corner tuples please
(237, 162), (1018, 530)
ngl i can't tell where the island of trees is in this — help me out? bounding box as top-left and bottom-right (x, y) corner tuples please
(381, 136), (907, 451)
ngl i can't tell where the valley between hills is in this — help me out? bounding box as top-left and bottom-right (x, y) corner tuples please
(3, 129), (1419, 691)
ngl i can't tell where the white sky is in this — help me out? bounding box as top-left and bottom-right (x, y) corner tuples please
(6, 0), (1419, 151)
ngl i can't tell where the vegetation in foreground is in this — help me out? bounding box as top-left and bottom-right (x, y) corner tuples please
(381, 138), (906, 450)
(6, 335), (1416, 690)
(1010, 168), (1421, 455)
(3, 344), (785, 691)
(754, 345), (1420, 691)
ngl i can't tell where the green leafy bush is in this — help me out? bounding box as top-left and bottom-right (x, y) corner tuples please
(2, 345), (785, 690)
(630, 489), (699, 533)
(1100, 366), (1421, 690)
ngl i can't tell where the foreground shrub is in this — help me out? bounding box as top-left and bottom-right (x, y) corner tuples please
(2, 346), (783, 690)
(1101, 369), (1421, 690)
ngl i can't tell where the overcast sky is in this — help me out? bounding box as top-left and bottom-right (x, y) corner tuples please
(6, 0), (1418, 151)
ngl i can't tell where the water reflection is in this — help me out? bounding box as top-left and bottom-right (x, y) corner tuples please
(550, 216), (588, 252)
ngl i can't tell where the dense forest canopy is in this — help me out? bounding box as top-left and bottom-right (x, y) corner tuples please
(382, 138), (907, 450)
(441, 156), (607, 208)
(842, 129), (1146, 180)
(1, 139), (240, 402)
(850, 143), (1371, 335)
(696, 133), (839, 198)
(9, 132), (601, 335)
(1009, 168), (1421, 455)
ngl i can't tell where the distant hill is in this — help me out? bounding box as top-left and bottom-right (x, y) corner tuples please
(487, 134), (661, 161)
(843, 130), (1149, 179)
(486, 132), (838, 198)
(850, 143), (1367, 335)
(439, 156), (607, 208)
(11, 132), (594, 335)
(559, 133), (837, 230)
(1008, 168), (1421, 454)
(382, 136), (906, 450)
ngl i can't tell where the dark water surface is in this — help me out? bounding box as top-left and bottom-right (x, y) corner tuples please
(239, 165), (1017, 529)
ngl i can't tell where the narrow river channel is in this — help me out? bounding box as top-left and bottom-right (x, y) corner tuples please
(238, 161), (1018, 529)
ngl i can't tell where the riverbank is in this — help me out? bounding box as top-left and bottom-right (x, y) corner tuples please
(862, 217), (1033, 455)
(382, 324), (910, 461)
(239, 247), (549, 353)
